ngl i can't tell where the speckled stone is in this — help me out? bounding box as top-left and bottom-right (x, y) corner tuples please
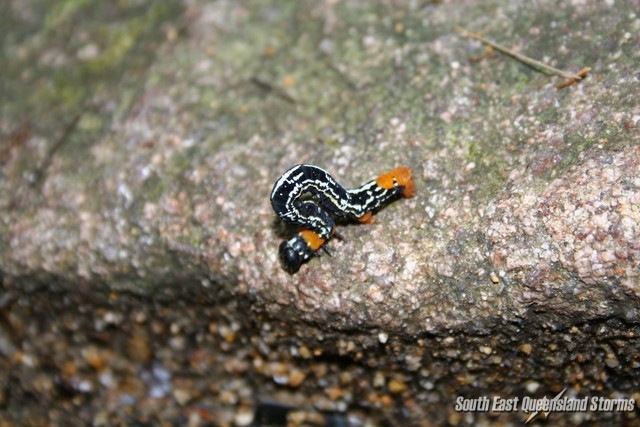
(1, 0), (639, 425)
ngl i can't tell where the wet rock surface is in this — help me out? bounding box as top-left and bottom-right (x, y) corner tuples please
(1, 0), (640, 425)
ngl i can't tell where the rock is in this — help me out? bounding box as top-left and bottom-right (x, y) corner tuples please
(173, 388), (192, 406)
(1, 0), (639, 425)
(388, 378), (409, 394)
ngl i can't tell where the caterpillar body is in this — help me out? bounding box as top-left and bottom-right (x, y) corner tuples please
(271, 164), (414, 273)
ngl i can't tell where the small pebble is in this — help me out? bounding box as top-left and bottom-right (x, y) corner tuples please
(234, 407), (254, 427)
(378, 332), (389, 344)
(388, 378), (408, 394)
(526, 381), (541, 393)
(173, 389), (192, 405)
(288, 369), (306, 387)
(92, 410), (110, 427)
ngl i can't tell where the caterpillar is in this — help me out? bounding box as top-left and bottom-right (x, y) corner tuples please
(270, 164), (414, 273)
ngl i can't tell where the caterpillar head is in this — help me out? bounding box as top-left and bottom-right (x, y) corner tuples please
(278, 230), (325, 273)
(279, 240), (303, 273)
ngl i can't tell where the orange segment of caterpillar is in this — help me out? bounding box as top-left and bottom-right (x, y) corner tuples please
(271, 164), (415, 273)
(375, 166), (415, 198)
(357, 211), (374, 224)
(298, 229), (325, 251)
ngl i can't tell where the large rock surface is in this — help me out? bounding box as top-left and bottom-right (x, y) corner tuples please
(1, 0), (639, 424)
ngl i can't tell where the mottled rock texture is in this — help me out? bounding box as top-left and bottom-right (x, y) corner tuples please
(1, 0), (639, 424)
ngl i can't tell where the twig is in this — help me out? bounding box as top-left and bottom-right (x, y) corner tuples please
(468, 45), (496, 63)
(31, 109), (85, 189)
(250, 77), (297, 105)
(456, 26), (586, 82)
(555, 67), (591, 89)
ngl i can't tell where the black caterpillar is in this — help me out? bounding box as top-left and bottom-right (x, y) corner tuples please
(270, 164), (414, 273)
